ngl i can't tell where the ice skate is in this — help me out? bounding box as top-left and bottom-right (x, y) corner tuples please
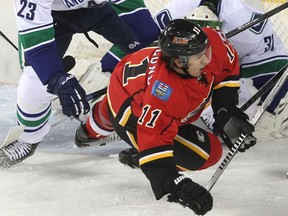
(118, 148), (139, 168)
(0, 140), (38, 168)
(74, 124), (122, 147)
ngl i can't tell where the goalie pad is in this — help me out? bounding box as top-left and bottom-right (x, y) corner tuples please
(256, 94), (288, 138)
(238, 78), (260, 120)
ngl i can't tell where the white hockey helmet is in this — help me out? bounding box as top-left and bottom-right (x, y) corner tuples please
(187, 6), (222, 30)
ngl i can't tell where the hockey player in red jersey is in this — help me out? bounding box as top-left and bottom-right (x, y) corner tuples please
(75, 19), (256, 215)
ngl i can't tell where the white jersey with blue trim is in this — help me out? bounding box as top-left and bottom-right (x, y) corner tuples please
(13, 0), (108, 84)
(14, 0), (109, 31)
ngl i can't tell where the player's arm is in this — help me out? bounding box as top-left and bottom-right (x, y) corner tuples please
(14, 0), (63, 84)
(212, 79), (257, 152)
(13, 0), (89, 117)
(210, 30), (256, 151)
(137, 98), (212, 215)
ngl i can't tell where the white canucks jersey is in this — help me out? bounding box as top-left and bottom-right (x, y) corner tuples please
(14, 0), (109, 31)
(13, 0), (108, 84)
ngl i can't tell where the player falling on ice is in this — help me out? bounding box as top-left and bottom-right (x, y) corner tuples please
(75, 19), (257, 215)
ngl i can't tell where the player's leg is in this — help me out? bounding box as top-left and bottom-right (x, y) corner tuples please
(85, 5), (141, 55)
(52, 10), (74, 58)
(118, 123), (223, 170)
(0, 10), (82, 168)
(0, 66), (52, 168)
(74, 89), (140, 166)
(173, 124), (223, 171)
(241, 59), (288, 136)
(17, 67), (53, 143)
(240, 32), (288, 115)
(52, 5), (140, 57)
(75, 92), (138, 149)
(110, 107), (140, 168)
(74, 96), (120, 147)
(252, 72), (288, 114)
(101, 0), (160, 72)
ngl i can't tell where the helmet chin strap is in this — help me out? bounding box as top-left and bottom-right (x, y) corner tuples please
(179, 56), (193, 77)
(174, 64), (193, 79)
(182, 67), (191, 76)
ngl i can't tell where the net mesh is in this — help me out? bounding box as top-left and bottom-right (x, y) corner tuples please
(260, 0), (288, 52)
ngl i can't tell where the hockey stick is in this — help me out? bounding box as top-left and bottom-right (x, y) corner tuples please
(205, 66), (288, 191)
(86, 86), (107, 101)
(226, 2), (288, 38)
(0, 31), (18, 51)
(51, 86), (107, 107)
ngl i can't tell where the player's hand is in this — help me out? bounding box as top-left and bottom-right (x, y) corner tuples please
(213, 106), (256, 152)
(47, 72), (90, 117)
(165, 174), (213, 215)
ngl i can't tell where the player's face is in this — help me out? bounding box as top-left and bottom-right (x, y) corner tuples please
(186, 45), (212, 77)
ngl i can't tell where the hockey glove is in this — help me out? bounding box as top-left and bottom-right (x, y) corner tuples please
(165, 174), (213, 215)
(47, 72), (90, 117)
(213, 106), (256, 152)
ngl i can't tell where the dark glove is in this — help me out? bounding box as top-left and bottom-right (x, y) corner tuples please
(165, 174), (213, 215)
(213, 106), (256, 152)
(47, 73), (90, 117)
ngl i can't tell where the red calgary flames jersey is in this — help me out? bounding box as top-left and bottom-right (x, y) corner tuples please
(107, 27), (240, 154)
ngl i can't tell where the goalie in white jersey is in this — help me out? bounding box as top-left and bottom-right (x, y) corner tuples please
(154, 0), (288, 135)
(0, 0), (158, 168)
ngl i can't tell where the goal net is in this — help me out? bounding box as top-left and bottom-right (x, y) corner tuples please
(263, 0), (288, 52)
